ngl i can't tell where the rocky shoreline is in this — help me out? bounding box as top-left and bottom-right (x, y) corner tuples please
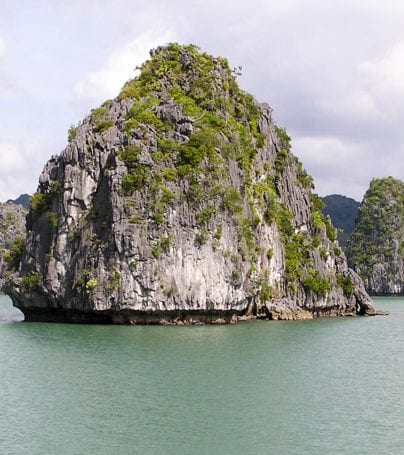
(18, 308), (384, 324)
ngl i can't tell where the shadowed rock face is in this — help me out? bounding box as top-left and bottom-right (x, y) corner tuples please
(4, 44), (374, 323)
(347, 177), (404, 295)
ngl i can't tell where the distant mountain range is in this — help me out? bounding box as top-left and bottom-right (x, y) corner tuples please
(6, 194), (31, 210)
(322, 194), (360, 247)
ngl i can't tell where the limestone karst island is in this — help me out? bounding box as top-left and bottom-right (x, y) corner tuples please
(0, 44), (376, 323)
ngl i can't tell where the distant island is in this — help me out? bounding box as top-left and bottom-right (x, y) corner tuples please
(1, 44), (374, 323)
(347, 177), (404, 295)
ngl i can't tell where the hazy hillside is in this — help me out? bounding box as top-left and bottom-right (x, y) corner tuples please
(322, 194), (360, 247)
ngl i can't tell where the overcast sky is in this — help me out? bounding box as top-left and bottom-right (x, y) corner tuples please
(1, 0), (404, 202)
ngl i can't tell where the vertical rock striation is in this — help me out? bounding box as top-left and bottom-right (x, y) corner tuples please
(4, 44), (374, 322)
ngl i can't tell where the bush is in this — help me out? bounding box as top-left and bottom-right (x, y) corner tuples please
(311, 237), (320, 248)
(48, 211), (58, 228)
(109, 267), (121, 292)
(119, 145), (143, 167)
(264, 199), (277, 223)
(275, 126), (291, 150)
(68, 230), (81, 241)
(3, 237), (25, 271)
(119, 80), (143, 100)
(152, 235), (175, 258)
(161, 167), (178, 182)
(196, 205), (217, 227)
(21, 272), (43, 292)
(276, 204), (294, 237)
(30, 192), (49, 216)
(186, 182), (206, 205)
(178, 131), (217, 167)
(296, 162), (314, 189)
(319, 247), (328, 260)
(274, 149), (289, 173)
(67, 125), (78, 142)
(259, 281), (272, 302)
(302, 271), (331, 296)
(337, 274), (354, 296)
(222, 187), (243, 214)
(311, 210), (326, 231)
(91, 107), (108, 121)
(195, 228), (209, 246)
(121, 166), (151, 194)
(231, 269), (241, 284)
(160, 186), (177, 205)
(310, 193), (325, 211)
(325, 217), (337, 241)
(156, 138), (180, 158)
(86, 278), (98, 292)
(214, 224), (223, 240)
(93, 119), (114, 133)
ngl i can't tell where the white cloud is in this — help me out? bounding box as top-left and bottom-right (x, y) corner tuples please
(74, 30), (176, 109)
(317, 89), (384, 121)
(0, 37), (5, 56)
(359, 41), (404, 97)
(0, 141), (25, 172)
(293, 136), (369, 199)
(0, 138), (47, 200)
(294, 136), (364, 172)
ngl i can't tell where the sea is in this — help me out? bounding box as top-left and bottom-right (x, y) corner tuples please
(0, 293), (402, 455)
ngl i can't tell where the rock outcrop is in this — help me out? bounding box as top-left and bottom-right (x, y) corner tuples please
(0, 202), (27, 288)
(4, 44), (375, 323)
(347, 177), (404, 295)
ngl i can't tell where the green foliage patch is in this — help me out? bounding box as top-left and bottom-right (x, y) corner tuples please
(3, 237), (25, 271)
(302, 270), (331, 296)
(336, 274), (354, 296)
(21, 272), (43, 292)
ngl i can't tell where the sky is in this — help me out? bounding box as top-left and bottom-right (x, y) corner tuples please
(1, 0), (404, 202)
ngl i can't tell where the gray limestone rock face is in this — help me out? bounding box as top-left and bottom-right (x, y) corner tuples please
(4, 44), (375, 323)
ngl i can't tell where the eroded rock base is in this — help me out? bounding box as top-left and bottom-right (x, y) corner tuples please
(19, 306), (380, 324)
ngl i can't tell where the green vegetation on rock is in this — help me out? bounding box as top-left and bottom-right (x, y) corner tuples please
(3, 237), (25, 271)
(21, 272), (43, 292)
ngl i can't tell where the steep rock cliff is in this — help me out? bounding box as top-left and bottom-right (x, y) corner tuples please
(5, 44), (374, 322)
(347, 177), (404, 295)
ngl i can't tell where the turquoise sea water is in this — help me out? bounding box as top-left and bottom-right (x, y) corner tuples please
(0, 294), (403, 455)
